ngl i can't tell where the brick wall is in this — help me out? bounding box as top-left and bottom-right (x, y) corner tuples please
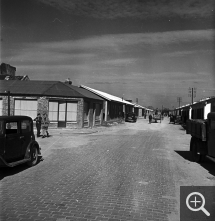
(66, 122), (79, 129)
(37, 97), (49, 115)
(76, 98), (84, 128)
(1, 96), (14, 116)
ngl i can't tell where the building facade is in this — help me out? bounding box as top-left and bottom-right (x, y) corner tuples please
(0, 81), (103, 128)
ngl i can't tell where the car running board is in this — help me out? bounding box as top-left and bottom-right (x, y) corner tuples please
(206, 155), (215, 164)
(1, 158), (31, 167)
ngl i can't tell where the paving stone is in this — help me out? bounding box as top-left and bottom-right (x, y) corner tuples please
(1, 119), (187, 221)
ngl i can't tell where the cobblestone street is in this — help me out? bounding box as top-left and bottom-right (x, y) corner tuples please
(1, 117), (215, 221)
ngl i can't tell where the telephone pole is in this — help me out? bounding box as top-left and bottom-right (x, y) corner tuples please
(188, 87), (196, 104)
(177, 97), (182, 107)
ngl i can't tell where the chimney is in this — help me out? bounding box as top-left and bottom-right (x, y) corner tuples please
(0, 63), (16, 76)
(65, 78), (72, 85)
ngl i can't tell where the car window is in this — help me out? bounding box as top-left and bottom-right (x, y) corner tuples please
(6, 122), (18, 134)
(0, 121), (4, 135)
(21, 120), (31, 133)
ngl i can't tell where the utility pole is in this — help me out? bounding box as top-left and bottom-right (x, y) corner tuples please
(177, 97), (182, 107)
(188, 87), (196, 104)
(136, 98), (138, 104)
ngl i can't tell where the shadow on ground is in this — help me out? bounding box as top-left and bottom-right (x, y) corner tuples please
(0, 156), (43, 181)
(175, 151), (215, 177)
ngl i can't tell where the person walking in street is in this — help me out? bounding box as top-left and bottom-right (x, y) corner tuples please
(34, 113), (42, 137)
(41, 113), (50, 138)
(149, 114), (152, 124)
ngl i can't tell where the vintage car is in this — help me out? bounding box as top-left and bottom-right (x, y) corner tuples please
(125, 112), (137, 123)
(169, 115), (176, 124)
(153, 114), (162, 123)
(169, 115), (181, 124)
(0, 116), (41, 167)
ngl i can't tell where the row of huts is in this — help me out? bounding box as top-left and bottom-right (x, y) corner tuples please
(0, 80), (152, 128)
(173, 96), (215, 124)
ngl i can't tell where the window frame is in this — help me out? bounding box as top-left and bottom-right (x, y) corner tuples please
(21, 119), (32, 134)
(5, 121), (19, 135)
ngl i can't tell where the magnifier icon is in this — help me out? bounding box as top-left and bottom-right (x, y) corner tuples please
(186, 192), (210, 216)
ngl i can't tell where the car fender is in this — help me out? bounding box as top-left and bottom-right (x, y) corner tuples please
(24, 140), (41, 159)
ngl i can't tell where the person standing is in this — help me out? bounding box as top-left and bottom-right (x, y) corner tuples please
(34, 113), (42, 137)
(42, 113), (50, 138)
(149, 114), (152, 124)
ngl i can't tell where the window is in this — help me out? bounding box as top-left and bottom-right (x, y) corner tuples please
(6, 122), (18, 134)
(49, 101), (58, 121)
(0, 99), (2, 116)
(15, 100), (37, 119)
(21, 120), (31, 133)
(84, 102), (89, 121)
(67, 102), (77, 121)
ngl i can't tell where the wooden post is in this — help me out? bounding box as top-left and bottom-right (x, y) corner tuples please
(105, 101), (108, 121)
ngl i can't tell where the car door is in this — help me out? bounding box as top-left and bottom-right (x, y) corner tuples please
(208, 118), (215, 157)
(20, 119), (32, 157)
(4, 121), (22, 162)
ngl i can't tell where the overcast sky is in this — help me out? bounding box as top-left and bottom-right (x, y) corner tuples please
(1, 0), (215, 109)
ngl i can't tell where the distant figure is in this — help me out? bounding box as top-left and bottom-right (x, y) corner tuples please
(149, 114), (152, 124)
(34, 113), (42, 137)
(42, 113), (50, 138)
(65, 78), (72, 85)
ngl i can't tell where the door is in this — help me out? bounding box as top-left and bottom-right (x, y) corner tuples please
(20, 119), (32, 157)
(208, 118), (215, 157)
(5, 121), (22, 162)
(58, 102), (66, 127)
(0, 120), (5, 158)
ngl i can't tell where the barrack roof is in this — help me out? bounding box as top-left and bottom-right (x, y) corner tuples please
(80, 85), (134, 106)
(0, 80), (103, 100)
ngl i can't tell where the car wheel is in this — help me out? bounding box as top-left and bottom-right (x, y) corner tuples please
(192, 139), (201, 163)
(27, 146), (39, 167)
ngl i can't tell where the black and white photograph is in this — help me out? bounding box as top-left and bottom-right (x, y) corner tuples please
(0, 0), (215, 220)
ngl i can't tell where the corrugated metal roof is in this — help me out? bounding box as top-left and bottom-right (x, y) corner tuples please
(0, 80), (103, 100)
(174, 96), (215, 110)
(80, 85), (134, 106)
(133, 103), (147, 109)
(64, 84), (103, 100)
